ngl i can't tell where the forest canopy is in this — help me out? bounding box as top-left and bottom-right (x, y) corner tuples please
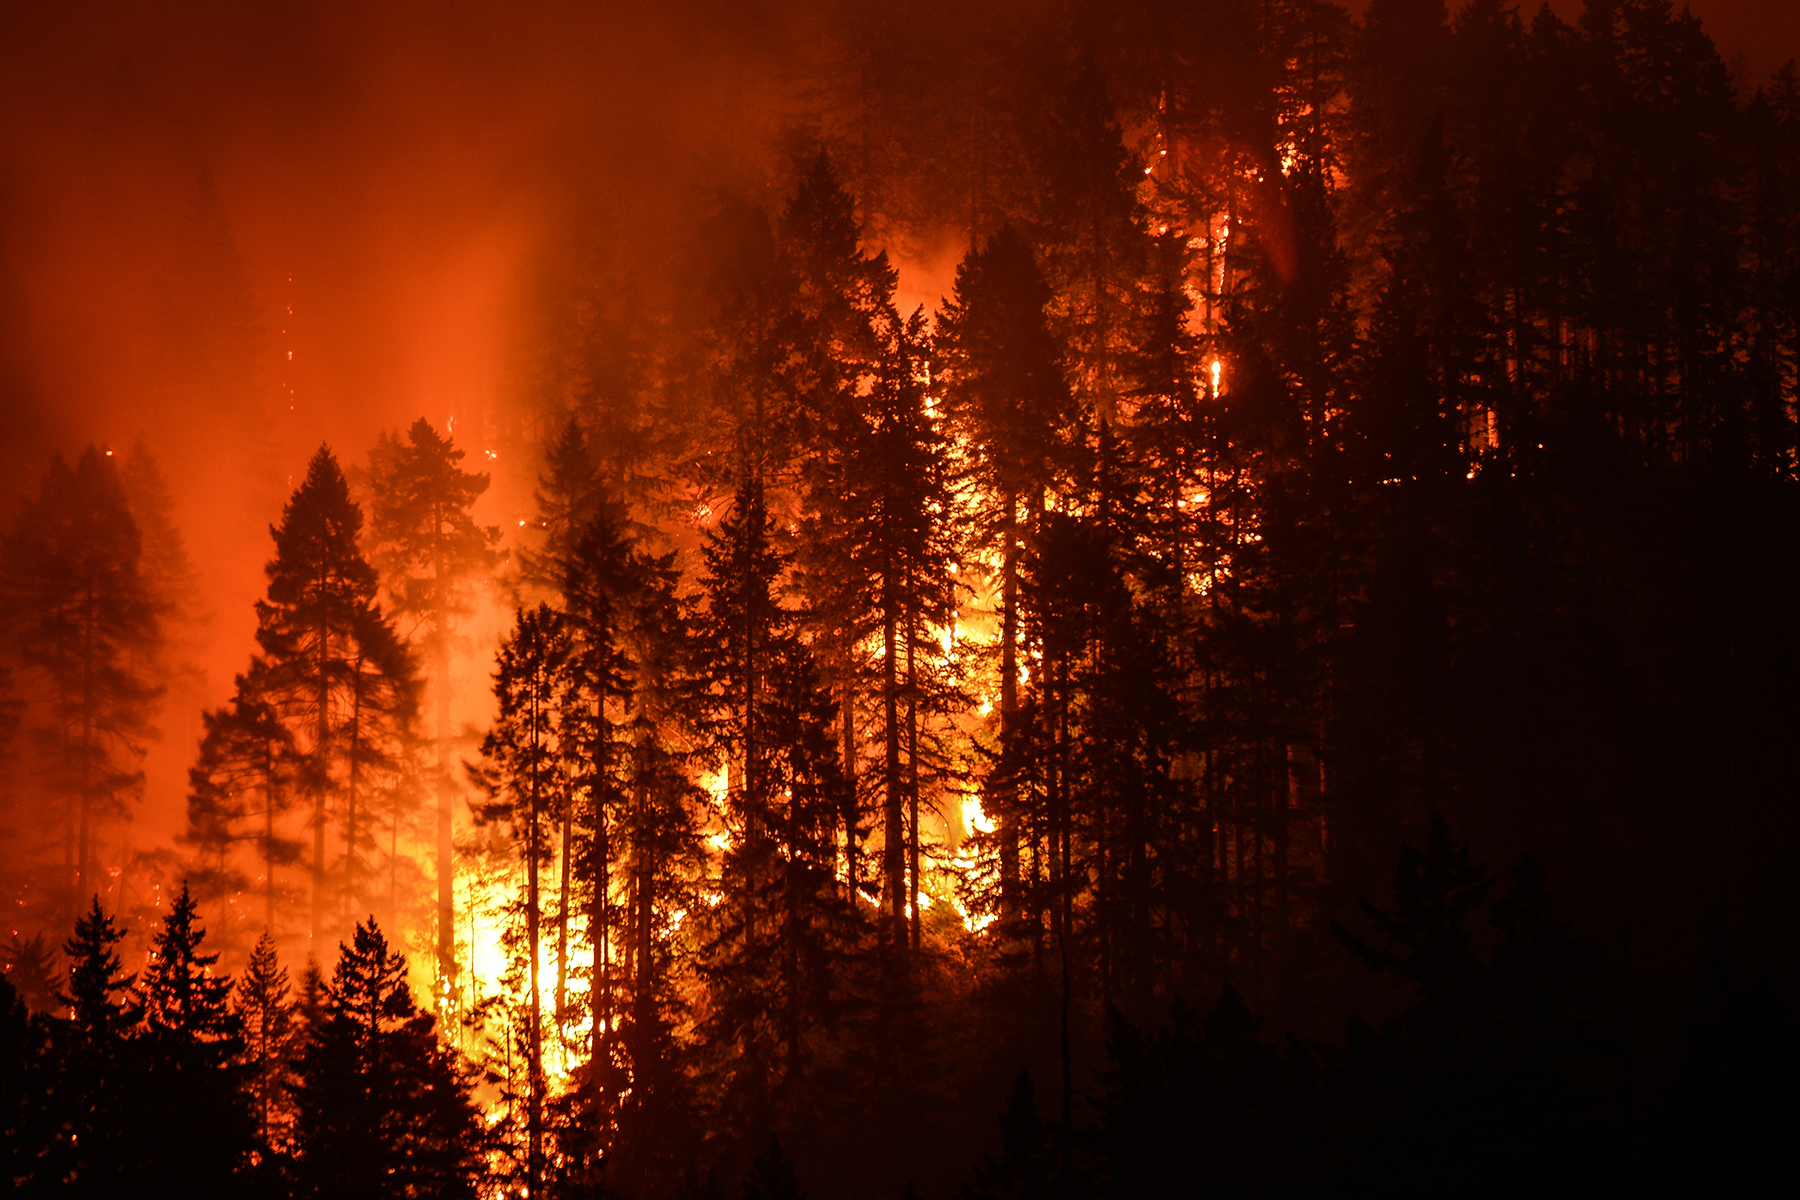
(2, 1), (1798, 1196)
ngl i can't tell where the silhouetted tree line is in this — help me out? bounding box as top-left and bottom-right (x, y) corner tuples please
(0, 892), (485, 1197)
(2, 822), (1793, 1195)
(6, 0), (1800, 1195)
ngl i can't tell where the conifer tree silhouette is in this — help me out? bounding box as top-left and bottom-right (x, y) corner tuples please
(294, 918), (483, 1199)
(365, 418), (499, 1000)
(139, 883), (255, 1190)
(0, 448), (161, 910)
(50, 898), (146, 1189)
(234, 931), (300, 1157)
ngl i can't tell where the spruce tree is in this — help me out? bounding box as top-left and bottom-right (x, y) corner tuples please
(365, 418), (500, 1001)
(0, 971), (51, 1191)
(559, 498), (646, 1100)
(695, 476), (857, 1132)
(817, 307), (958, 955)
(782, 149), (896, 894)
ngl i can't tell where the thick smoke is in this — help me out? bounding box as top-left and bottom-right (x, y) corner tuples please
(0, 0), (823, 884)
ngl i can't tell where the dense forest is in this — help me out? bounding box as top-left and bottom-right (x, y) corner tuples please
(3, 0), (1799, 1195)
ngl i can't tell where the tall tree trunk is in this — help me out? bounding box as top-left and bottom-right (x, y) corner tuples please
(311, 642), (330, 946)
(842, 683), (858, 895)
(436, 592), (456, 1003)
(882, 577), (904, 951)
(998, 490), (1020, 917)
(345, 660), (364, 923)
(556, 799), (571, 1043)
(906, 598), (921, 954)
(265, 744), (278, 932)
(589, 683), (610, 1077)
(527, 696), (544, 1199)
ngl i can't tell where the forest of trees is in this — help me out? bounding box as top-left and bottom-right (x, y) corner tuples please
(4, 0), (1800, 1195)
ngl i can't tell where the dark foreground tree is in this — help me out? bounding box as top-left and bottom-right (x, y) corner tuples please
(235, 931), (301, 1161)
(0, 973), (51, 1191)
(138, 882), (256, 1192)
(294, 918), (485, 1199)
(46, 898), (146, 1191)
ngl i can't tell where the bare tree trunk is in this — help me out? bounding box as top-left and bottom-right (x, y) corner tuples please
(842, 683), (858, 895)
(555, 799), (571, 1043)
(883, 581), (904, 951)
(906, 599), (921, 954)
(998, 491), (1020, 917)
(436, 623), (455, 1003)
(527, 697), (544, 1199)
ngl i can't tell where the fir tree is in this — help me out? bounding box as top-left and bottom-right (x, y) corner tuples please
(0, 972), (51, 1192)
(183, 659), (301, 941)
(234, 931), (300, 1157)
(559, 497), (647, 1105)
(0, 447), (162, 908)
(742, 1134), (809, 1200)
(936, 228), (1073, 927)
(48, 898), (146, 1189)
(255, 447), (416, 948)
(138, 883), (255, 1191)
(695, 477), (858, 1134)
(294, 918), (484, 1199)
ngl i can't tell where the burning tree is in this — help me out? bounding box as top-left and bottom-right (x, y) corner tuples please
(364, 418), (500, 1005)
(473, 603), (572, 1194)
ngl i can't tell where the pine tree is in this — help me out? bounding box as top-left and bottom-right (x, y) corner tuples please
(119, 436), (209, 761)
(520, 415), (602, 595)
(365, 418), (500, 1000)
(605, 546), (709, 1193)
(742, 1134), (809, 1200)
(294, 918), (484, 1199)
(783, 150), (896, 896)
(138, 883), (255, 1190)
(3, 930), (58, 1014)
(255, 446), (416, 949)
(962, 1070), (1056, 1200)
(1031, 55), (1155, 451)
(0, 447), (162, 909)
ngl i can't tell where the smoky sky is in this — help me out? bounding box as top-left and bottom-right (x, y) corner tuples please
(0, 0), (831, 848)
(1, 0), (1794, 494)
(0, 0), (1795, 844)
